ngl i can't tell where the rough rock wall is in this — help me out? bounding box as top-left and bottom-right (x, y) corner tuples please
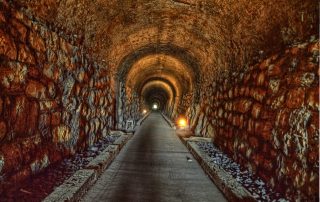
(187, 40), (319, 200)
(124, 92), (140, 128)
(116, 83), (141, 131)
(0, 2), (115, 184)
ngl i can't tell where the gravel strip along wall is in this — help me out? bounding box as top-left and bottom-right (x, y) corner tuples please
(185, 137), (291, 201)
(43, 133), (131, 202)
(185, 138), (255, 202)
(1, 135), (119, 201)
(0, 2), (115, 187)
(186, 40), (319, 201)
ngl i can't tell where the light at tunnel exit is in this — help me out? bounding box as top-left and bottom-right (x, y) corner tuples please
(152, 103), (158, 110)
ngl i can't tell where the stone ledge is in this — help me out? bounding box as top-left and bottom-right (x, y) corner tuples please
(112, 133), (132, 149)
(43, 169), (96, 202)
(160, 113), (175, 128)
(43, 134), (132, 202)
(184, 136), (212, 143)
(185, 138), (255, 202)
(85, 145), (119, 175)
(136, 112), (151, 126)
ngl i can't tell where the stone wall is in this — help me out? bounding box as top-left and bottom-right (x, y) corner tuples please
(0, 2), (115, 185)
(187, 40), (319, 200)
(124, 92), (140, 129)
(116, 83), (141, 131)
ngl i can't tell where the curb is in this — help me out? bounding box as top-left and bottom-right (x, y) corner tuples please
(184, 138), (256, 202)
(85, 145), (119, 176)
(43, 133), (132, 202)
(112, 133), (132, 150)
(136, 112), (151, 126)
(43, 169), (96, 202)
(160, 113), (175, 128)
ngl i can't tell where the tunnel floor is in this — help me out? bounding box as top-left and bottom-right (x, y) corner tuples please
(82, 112), (227, 202)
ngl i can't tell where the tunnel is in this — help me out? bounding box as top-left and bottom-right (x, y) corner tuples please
(115, 45), (199, 129)
(0, 0), (319, 201)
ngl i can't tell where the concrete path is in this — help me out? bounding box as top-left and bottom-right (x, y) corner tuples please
(82, 112), (227, 202)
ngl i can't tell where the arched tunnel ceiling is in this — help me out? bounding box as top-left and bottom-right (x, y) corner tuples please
(138, 77), (177, 99)
(141, 80), (174, 100)
(141, 81), (173, 110)
(14, 0), (318, 79)
(118, 44), (200, 106)
(125, 54), (193, 96)
(139, 77), (180, 113)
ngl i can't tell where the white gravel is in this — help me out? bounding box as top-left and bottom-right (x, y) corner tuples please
(197, 142), (289, 202)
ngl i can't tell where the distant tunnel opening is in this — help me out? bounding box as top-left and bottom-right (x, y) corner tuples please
(115, 44), (201, 129)
(143, 86), (169, 111)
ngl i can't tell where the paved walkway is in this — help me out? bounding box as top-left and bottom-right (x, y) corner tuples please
(83, 112), (227, 202)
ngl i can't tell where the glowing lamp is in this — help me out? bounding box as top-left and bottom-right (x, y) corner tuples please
(142, 109), (147, 114)
(177, 117), (188, 128)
